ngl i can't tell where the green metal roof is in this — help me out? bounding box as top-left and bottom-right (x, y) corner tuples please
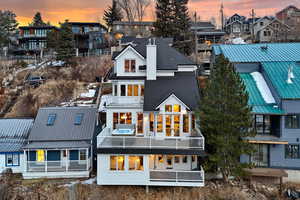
(213, 43), (300, 63)
(262, 62), (300, 99)
(240, 73), (284, 115)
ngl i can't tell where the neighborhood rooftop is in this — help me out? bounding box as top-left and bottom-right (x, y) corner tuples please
(0, 119), (34, 152)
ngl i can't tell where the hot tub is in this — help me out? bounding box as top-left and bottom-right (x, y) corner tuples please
(112, 129), (135, 136)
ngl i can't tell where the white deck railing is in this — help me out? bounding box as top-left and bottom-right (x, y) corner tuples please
(97, 128), (204, 150)
(149, 169), (204, 183)
(26, 159), (90, 172)
(106, 96), (144, 106)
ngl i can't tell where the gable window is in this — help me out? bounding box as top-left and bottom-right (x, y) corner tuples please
(165, 105), (172, 112)
(260, 22), (264, 26)
(173, 105), (181, 112)
(157, 115), (163, 133)
(285, 144), (300, 159)
(110, 156), (125, 170)
(47, 114), (56, 126)
(183, 114), (189, 133)
(74, 113), (84, 125)
(124, 59), (136, 72)
(6, 153), (19, 167)
(285, 115), (300, 129)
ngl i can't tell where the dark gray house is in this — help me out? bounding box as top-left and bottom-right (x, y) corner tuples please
(22, 107), (99, 179)
(212, 43), (300, 180)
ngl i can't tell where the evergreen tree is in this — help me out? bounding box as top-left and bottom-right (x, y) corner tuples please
(198, 55), (255, 182)
(103, 0), (123, 31)
(153, 0), (192, 55)
(31, 12), (46, 26)
(0, 10), (18, 47)
(46, 29), (59, 50)
(56, 20), (75, 63)
(153, 0), (175, 37)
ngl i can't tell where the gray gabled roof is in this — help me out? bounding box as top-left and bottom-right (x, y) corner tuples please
(115, 38), (195, 70)
(144, 72), (200, 111)
(28, 107), (97, 142)
(0, 119), (34, 152)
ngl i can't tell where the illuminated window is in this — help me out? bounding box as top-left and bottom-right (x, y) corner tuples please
(137, 113), (143, 134)
(157, 115), (163, 132)
(140, 85), (144, 96)
(133, 85), (139, 96)
(120, 113), (126, 124)
(158, 155), (163, 163)
(166, 115), (171, 136)
(129, 156), (144, 170)
(175, 156), (180, 163)
(173, 105), (181, 112)
(127, 85), (133, 96)
(113, 113), (118, 129)
(174, 115), (180, 136)
(150, 113), (154, 132)
(165, 105), (172, 112)
(110, 156), (125, 171)
(183, 114), (189, 133)
(37, 150), (45, 162)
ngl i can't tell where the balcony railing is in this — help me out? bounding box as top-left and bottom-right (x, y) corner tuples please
(150, 169), (204, 183)
(97, 128), (204, 150)
(26, 160), (90, 172)
(105, 96), (144, 106)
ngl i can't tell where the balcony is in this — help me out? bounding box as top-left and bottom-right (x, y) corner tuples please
(150, 169), (204, 184)
(97, 127), (205, 152)
(26, 160), (91, 172)
(105, 96), (144, 107)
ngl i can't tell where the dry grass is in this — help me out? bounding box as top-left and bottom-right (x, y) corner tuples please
(5, 80), (78, 118)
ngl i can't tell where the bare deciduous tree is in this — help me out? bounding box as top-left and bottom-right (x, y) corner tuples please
(116, 0), (151, 22)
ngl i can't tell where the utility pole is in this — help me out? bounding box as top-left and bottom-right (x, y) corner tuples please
(220, 2), (224, 31)
(250, 9), (256, 43)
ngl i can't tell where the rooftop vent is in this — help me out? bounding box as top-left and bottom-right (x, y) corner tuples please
(148, 38), (156, 45)
(261, 45), (268, 51)
(287, 66), (294, 84)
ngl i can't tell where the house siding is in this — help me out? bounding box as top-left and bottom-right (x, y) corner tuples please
(0, 153), (25, 173)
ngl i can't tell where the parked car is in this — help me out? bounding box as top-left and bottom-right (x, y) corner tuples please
(25, 76), (46, 87)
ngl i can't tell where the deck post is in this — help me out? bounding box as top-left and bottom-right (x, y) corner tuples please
(45, 150), (47, 172)
(24, 150), (27, 172)
(66, 149), (69, 172)
(86, 148), (89, 170)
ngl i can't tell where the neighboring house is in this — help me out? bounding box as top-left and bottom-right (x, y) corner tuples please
(255, 18), (291, 42)
(0, 119), (33, 173)
(191, 21), (225, 71)
(252, 16), (274, 42)
(224, 14), (248, 35)
(212, 43), (300, 180)
(112, 21), (154, 38)
(276, 5), (300, 41)
(69, 22), (108, 56)
(97, 38), (205, 187)
(15, 26), (58, 55)
(22, 107), (99, 179)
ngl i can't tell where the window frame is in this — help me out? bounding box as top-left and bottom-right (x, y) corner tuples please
(124, 59), (136, 73)
(47, 113), (57, 126)
(285, 144), (300, 159)
(5, 153), (20, 167)
(74, 113), (84, 125)
(128, 155), (144, 171)
(79, 149), (87, 160)
(285, 115), (300, 129)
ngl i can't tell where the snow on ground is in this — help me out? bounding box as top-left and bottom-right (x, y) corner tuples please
(251, 72), (276, 104)
(80, 89), (96, 98)
(60, 178), (96, 188)
(232, 37), (246, 44)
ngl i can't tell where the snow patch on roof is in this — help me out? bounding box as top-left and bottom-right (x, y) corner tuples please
(251, 72), (275, 104)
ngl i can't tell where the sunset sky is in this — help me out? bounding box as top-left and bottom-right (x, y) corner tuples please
(1, 0), (300, 26)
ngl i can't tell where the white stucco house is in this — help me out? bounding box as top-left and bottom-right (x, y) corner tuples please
(97, 38), (205, 187)
(0, 119), (33, 174)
